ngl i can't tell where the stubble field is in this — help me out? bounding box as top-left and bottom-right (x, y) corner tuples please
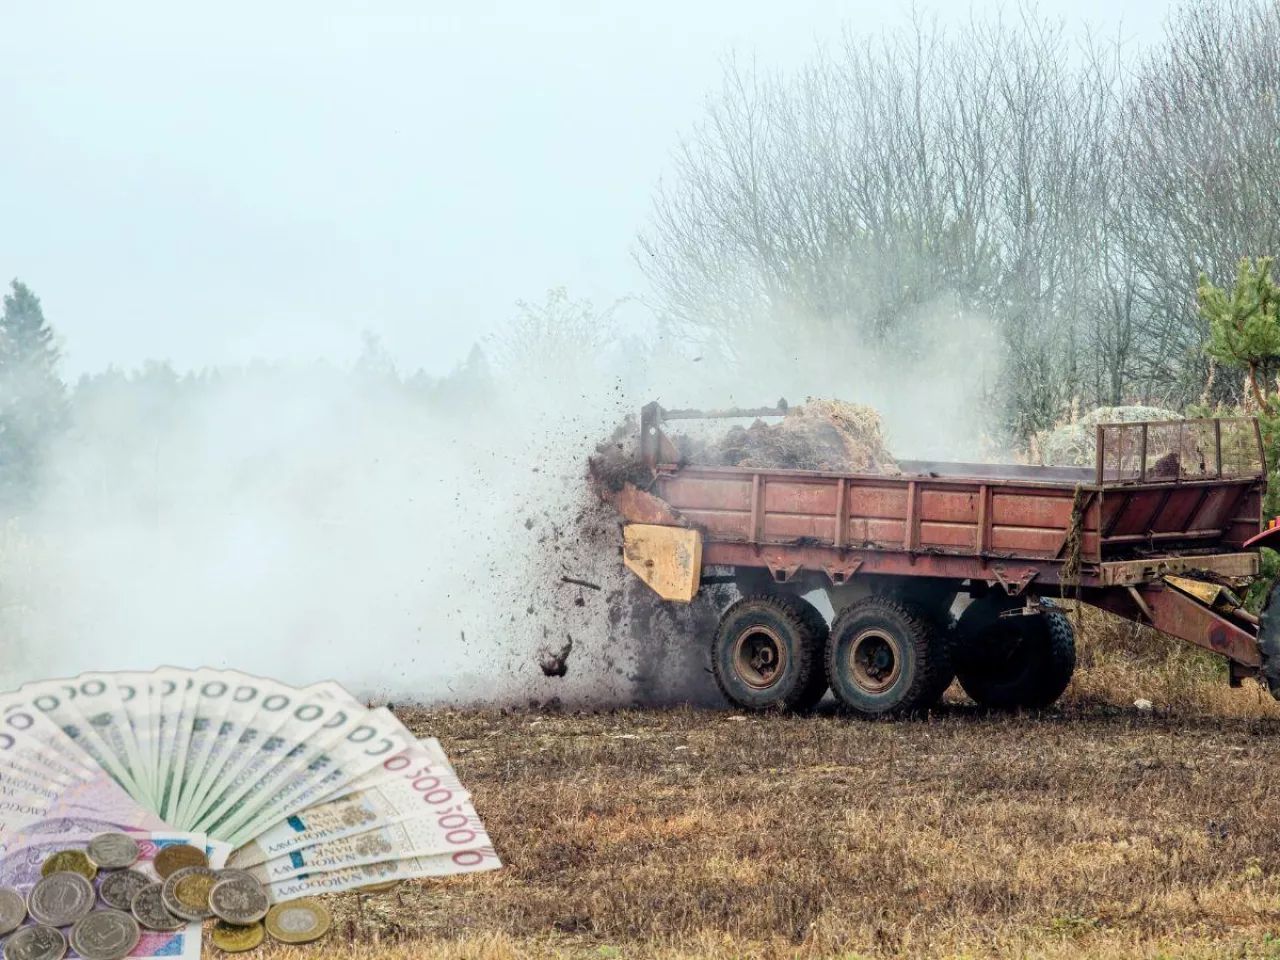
(241, 618), (1280, 960)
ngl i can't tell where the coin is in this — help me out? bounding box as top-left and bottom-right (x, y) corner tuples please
(264, 898), (332, 944)
(86, 833), (140, 871)
(98, 869), (151, 912)
(211, 920), (265, 953)
(39, 851), (96, 882)
(2, 923), (66, 960)
(69, 909), (140, 960)
(152, 844), (207, 879)
(27, 872), (95, 927)
(129, 883), (184, 932)
(0, 886), (26, 934)
(162, 866), (216, 921)
(208, 873), (269, 925)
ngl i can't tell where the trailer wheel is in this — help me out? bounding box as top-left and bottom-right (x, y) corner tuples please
(954, 601), (1076, 709)
(773, 593), (830, 710)
(712, 594), (826, 712)
(1258, 578), (1280, 698)
(825, 596), (953, 716)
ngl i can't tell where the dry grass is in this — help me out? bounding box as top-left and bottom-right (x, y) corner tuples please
(235, 620), (1280, 959)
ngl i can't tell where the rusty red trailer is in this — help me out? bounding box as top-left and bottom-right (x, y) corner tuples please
(603, 402), (1274, 714)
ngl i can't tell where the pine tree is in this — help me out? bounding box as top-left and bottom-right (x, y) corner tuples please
(1199, 257), (1280, 409)
(0, 280), (67, 503)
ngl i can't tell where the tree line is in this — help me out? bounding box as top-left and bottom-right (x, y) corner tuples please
(637, 0), (1280, 439)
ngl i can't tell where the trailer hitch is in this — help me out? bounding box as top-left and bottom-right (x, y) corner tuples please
(990, 565), (1039, 596)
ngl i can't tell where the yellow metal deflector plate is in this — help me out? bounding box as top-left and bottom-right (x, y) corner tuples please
(1162, 575), (1225, 607)
(622, 524), (703, 603)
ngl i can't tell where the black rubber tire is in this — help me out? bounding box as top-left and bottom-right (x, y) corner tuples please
(773, 593), (830, 711)
(1259, 577), (1280, 697)
(712, 594), (826, 711)
(954, 599), (1076, 710)
(825, 596), (953, 716)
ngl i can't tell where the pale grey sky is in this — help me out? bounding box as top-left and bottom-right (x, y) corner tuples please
(0, 1), (1167, 378)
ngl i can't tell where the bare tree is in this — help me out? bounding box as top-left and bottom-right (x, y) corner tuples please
(1124, 0), (1280, 404)
(638, 9), (1124, 438)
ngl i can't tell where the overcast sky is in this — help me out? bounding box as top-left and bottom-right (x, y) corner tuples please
(0, 1), (1168, 379)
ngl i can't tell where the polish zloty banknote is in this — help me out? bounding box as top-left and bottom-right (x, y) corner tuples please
(242, 801), (492, 883)
(71, 671), (156, 809)
(184, 677), (306, 831)
(171, 671), (250, 827)
(176, 673), (275, 827)
(229, 738), (470, 865)
(167, 668), (216, 822)
(154, 667), (200, 822)
(0, 700), (163, 842)
(0, 695), (101, 786)
(193, 681), (362, 828)
(213, 704), (408, 845)
(230, 720), (447, 837)
(267, 843), (501, 902)
(16, 678), (149, 801)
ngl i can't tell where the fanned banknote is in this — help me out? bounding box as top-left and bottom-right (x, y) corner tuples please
(0, 668), (501, 905)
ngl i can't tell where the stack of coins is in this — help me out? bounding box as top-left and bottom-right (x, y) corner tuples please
(0, 832), (146, 960)
(0, 835), (334, 959)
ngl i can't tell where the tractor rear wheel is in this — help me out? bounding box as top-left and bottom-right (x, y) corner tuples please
(712, 594), (827, 712)
(954, 599), (1076, 709)
(825, 596), (953, 716)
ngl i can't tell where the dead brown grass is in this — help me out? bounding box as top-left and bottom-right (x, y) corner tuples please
(236, 625), (1280, 960)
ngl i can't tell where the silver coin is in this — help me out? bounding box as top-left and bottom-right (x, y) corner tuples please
(209, 874), (269, 924)
(27, 872), (94, 927)
(129, 884), (184, 932)
(160, 865), (216, 922)
(85, 834), (140, 871)
(2, 924), (66, 960)
(0, 887), (26, 935)
(98, 869), (150, 912)
(69, 909), (140, 960)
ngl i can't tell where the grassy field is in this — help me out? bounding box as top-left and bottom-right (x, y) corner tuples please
(234, 615), (1280, 960)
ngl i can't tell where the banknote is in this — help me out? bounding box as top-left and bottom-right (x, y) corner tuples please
(212, 705), (408, 845)
(172, 671), (253, 826)
(183, 677), (306, 832)
(193, 681), (361, 824)
(266, 843), (502, 902)
(0, 695), (100, 785)
(176, 673), (275, 826)
(0, 772), (167, 851)
(15, 679), (147, 799)
(71, 671), (156, 809)
(242, 802), (492, 882)
(186, 675), (373, 834)
(229, 740), (470, 865)
(156, 668), (200, 821)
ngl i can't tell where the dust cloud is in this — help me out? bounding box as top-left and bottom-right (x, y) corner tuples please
(0, 295), (1004, 708)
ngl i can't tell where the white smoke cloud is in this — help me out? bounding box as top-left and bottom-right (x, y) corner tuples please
(0, 288), (1005, 706)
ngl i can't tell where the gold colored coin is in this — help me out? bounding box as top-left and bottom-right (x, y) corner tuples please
(153, 844), (208, 879)
(356, 879), (401, 894)
(264, 899), (331, 944)
(212, 920), (265, 953)
(40, 849), (97, 881)
(173, 872), (216, 911)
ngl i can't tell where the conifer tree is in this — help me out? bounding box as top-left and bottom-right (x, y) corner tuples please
(0, 280), (67, 502)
